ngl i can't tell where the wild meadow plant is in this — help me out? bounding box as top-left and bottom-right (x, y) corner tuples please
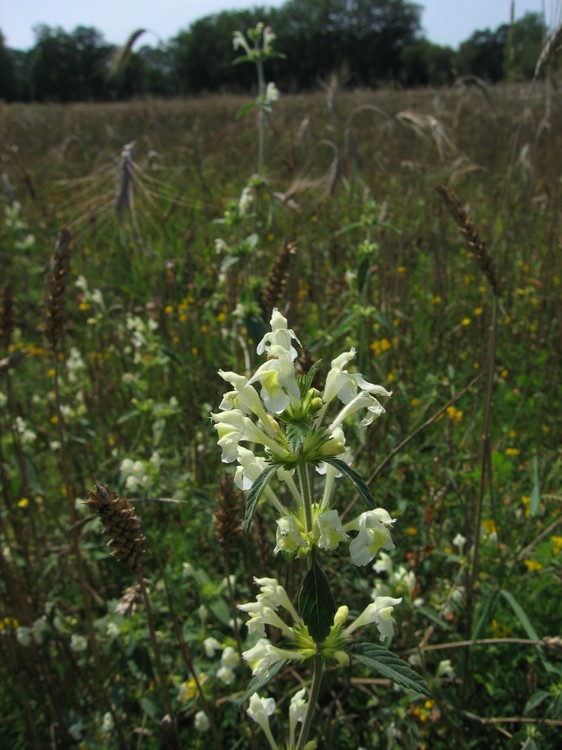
(212, 308), (430, 749)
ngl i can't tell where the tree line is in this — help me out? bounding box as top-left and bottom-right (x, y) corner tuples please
(0, 0), (547, 102)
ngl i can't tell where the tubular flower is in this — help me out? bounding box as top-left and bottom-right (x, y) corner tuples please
(347, 509), (396, 567)
(342, 596), (402, 642)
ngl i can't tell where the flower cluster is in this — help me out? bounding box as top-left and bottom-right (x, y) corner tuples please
(239, 576), (402, 680)
(211, 308), (394, 564)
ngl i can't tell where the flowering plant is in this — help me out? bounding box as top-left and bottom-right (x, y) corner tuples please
(212, 309), (429, 748)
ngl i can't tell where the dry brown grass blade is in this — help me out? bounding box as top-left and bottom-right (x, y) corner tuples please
(534, 21), (562, 79)
(107, 29), (148, 78)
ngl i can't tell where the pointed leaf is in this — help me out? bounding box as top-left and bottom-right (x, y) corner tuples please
(243, 465), (277, 533)
(350, 643), (432, 697)
(324, 458), (375, 509)
(235, 659), (287, 705)
(299, 359), (323, 395)
(298, 560), (336, 643)
(287, 422), (309, 454)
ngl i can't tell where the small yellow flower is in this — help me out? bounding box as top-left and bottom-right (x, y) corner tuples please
(200, 325), (208, 333)
(504, 448), (520, 457)
(191, 347), (198, 355)
(524, 559), (543, 572)
(164, 305), (174, 315)
(446, 406), (463, 425)
(411, 398), (421, 406)
(473, 307), (482, 315)
(50, 414), (59, 425)
(490, 618), (511, 638)
(179, 313), (188, 323)
(461, 317), (471, 326)
(551, 536), (562, 555)
(18, 498), (29, 508)
(431, 295), (442, 304)
(397, 265), (406, 274)
(482, 519), (497, 534)
(405, 527), (418, 536)
(79, 302), (90, 311)
(47, 368), (56, 377)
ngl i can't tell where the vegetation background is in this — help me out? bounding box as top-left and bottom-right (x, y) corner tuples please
(0, 1), (561, 749)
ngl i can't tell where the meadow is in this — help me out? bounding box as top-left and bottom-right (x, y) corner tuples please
(1, 71), (561, 749)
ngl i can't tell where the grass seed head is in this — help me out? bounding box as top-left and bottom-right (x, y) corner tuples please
(87, 483), (146, 574)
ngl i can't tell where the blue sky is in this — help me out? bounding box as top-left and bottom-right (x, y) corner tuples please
(0, 0), (554, 51)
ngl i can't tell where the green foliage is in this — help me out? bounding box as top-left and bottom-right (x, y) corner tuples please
(0, 74), (561, 749)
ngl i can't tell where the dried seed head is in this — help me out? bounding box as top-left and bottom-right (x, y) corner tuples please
(87, 483), (146, 574)
(45, 229), (72, 353)
(114, 582), (145, 616)
(435, 184), (500, 296)
(214, 473), (242, 553)
(262, 241), (297, 318)
(0, 280), (14, 351)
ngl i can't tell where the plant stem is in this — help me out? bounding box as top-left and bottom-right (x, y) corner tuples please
(295, 654), (323, 750)
(297, 463), (313, 537)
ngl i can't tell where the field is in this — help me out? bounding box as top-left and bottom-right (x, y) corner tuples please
(1, 78), (561, 750)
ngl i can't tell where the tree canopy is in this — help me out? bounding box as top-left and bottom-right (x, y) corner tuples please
(0, 4), (550, 102)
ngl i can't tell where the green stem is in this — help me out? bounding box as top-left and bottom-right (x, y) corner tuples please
(295, 654), (324, 750)
(297, 463), (313, 536)
(256, 59), (265, 176)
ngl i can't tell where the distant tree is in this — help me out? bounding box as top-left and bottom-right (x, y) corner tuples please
(456, 25), (508, 82)
(504, 12), (545, 81)
(0, 31), (18, 100)
(27, 25), (111, 101)
(400, 41), (455, 86)
(275, 0), (423, 88)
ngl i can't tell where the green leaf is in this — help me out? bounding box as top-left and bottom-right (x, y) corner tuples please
(299, 359), (323, 395)
(350, 643), (432, 697)
(524, 690), (550, 714)
(298, 560), (336, 643)
(243, 466), (277, 533)
(236, 100), (256, 119)
(235, 659), (288, 705)
(500, 589), (557, 675)
(287, 422), (309, 453)
(323, 458), (375, 509)
(530, 454), (541, 516)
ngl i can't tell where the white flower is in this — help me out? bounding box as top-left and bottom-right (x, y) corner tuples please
(314, 509), (349, 551)
(243, 635), (305, 680)
(232, 30), (250, 54)
(347, 509), (396, 566)
(249, 345), (300, 413)
(70, 634), (88, 652)
(16, 626), (32, 647)
(102, 712), (114, 732)
(125, 475), (139, 493)
(194, 710), (210, 733)
(216, 665), (236, 685)
(436, 659), (456, 680)
(221, 645), (239, 668)
(289, 687), (308, 747)
(256, 308), (301, 361)
(324, 348), (392, 406)
(264, 82), (280, 106)
(234, 446), (268, 490)
(247, 693), (276, 747)
(453, 533), (466, 554)
(274, 515), (308, 555)
(203, 637), (222, 658)
(238, 185), (254, 215)
(343, 596), (402, 642)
